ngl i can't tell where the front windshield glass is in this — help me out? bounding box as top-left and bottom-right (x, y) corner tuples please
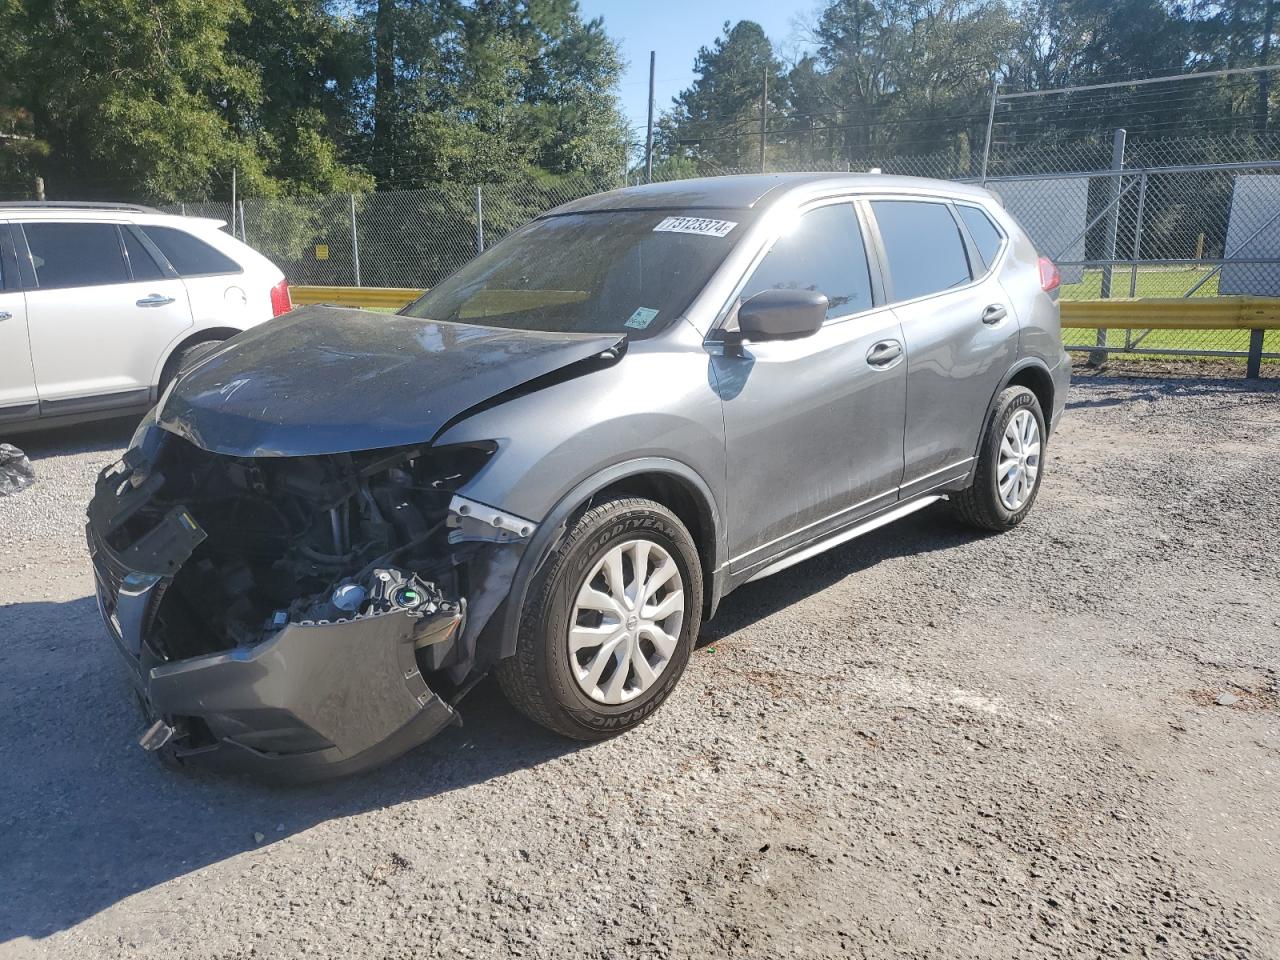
(400, 209), (750, 338)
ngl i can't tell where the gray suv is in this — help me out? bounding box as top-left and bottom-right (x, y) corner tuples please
(88, 174), (1069, 780)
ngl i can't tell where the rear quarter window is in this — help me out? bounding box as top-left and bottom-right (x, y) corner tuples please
(956, 205), (1007, 271)
(142, 225), (241, 276)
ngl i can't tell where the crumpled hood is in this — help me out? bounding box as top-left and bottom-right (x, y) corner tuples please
(157, 305), (623, 457)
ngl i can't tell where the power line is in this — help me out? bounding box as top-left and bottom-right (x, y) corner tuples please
(998, 63), (1280, 100)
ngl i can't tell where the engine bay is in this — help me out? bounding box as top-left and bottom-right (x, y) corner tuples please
(95, 435), (504, 673)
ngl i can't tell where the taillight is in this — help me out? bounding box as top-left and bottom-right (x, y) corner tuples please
(270, 278), (292, 317)
(1038, 256), (1060, 293)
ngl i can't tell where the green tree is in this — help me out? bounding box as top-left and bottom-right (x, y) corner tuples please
(807, 0), (1016, 169)
(656, 21), (790, 170)
(0, 0), (267, 201)
(358, 0), (628, 186)
(227, 0), (372, 194)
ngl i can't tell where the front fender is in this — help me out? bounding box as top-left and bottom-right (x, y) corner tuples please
(435, 338), (728, 661)
(485, 456), (725, 661)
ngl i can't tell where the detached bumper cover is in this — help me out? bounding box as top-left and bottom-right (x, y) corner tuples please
(89, 512), (460, 783)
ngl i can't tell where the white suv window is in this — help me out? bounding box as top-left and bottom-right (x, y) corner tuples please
(141, 225), (241, 276)
(23, 222), (130, 289)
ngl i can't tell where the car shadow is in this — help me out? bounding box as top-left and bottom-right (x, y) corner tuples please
(0, 505), (985, 943)
(699, 502), (987, 645)
(0, 593), (585, 942)
(3, 415), (138, 460)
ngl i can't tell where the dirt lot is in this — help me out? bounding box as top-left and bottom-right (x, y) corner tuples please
(1, 373), (1277, 960)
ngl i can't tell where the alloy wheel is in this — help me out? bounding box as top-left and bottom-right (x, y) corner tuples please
(568, 539), (685, 705)
(997, 408), (1041, 511)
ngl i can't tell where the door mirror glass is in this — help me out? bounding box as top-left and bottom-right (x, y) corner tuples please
(737, 288), (828, 341)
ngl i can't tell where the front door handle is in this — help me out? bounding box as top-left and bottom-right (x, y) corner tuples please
(0, 310), (11, 322)
(866, 339), (903, 368)
(981, 304), (1008, 325)
(136, 294), (176, 308)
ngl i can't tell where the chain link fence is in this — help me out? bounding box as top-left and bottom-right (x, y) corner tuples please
(159, 133), (1280, 370)
(163, 174), (615, 288)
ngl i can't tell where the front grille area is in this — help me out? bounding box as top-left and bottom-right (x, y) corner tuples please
(87, 523), (128, 616)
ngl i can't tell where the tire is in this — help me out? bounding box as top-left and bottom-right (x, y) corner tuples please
(159, 339), (225, 395)
(951, 385), (1046, 531)
(497, 496), (704, 741)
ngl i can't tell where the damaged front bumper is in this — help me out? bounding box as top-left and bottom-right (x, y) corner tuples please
(87, 436), (532, 781)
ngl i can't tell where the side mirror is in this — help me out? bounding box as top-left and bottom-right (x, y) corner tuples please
(736, 288), (828, 343)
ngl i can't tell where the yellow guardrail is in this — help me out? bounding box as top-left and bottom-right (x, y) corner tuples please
(287, 287), (1275, 376)
(293, 287), (1280, 331)
(1061, 296), (1280, 330)
(292, 285), (424, 309)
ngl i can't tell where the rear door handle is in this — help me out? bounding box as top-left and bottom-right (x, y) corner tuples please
(0, 311), (11, 322)
(866, 339), (903, 368)
(136, 294), (176, 308)
(981, 304), (1007, 325)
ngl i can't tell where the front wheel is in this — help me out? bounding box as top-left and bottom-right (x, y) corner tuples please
(497, 497), (703, 741)
(951, 385), (1046, 531)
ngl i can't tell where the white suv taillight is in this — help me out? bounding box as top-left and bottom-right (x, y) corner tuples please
(270, 278), (292, 317)
(1038, 257), (1061, 293)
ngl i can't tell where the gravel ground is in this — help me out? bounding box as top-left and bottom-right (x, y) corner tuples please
(1, 373), (1278, 959)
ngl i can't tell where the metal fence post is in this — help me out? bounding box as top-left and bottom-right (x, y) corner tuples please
(980, 78), (999, 183)
(1128, 172), (1148, 298)
(237, 200), (247, 243)
(475, 185), (485, 254)
(1091, 128), (1126, 366)
(349, 194), (361, 287)
(1246, 329), (1265, 379)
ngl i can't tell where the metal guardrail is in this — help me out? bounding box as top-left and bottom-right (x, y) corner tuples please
(292, 285), (424, 309)
(1062, 296), (1280, 328)
(289, 287), (1277, 378)
(1060, 297), (1278, 377)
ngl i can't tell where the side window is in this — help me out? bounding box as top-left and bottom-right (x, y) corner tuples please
(738, 202), (873, 321)
(22, 222), (130, 289)
(122, 228), (167, 282)
(956, 205), (1006, 271)
(141, 226), (241, 276)
(871, 200), (972, 302)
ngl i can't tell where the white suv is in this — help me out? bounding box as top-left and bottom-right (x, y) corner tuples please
(0, 202), (290, 434)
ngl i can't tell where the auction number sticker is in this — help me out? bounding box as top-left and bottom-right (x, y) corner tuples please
(653, 216), (738, 238)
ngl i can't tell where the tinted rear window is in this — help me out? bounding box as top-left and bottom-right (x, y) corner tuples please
(957, 205), (1006, 270)
(143, 226), (241, 276)
(871, 200), (972, 302)
(23, 222), (129, 289)
(402, 209), (748, 338)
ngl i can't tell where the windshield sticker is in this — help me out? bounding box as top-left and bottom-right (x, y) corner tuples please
(653, 216), (738, 238)
(625, 307), (660, 329)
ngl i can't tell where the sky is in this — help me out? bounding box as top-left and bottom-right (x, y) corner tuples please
(577, 0), (817, 146)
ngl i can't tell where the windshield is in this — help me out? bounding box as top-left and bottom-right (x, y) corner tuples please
(400, 209), (749, 338)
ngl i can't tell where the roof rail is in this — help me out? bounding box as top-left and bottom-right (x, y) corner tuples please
(0, 200), (163, 214)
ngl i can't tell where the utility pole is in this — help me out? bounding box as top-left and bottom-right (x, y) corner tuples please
(759, 68), (768, 173)
(645, 51), (656, 184)
(34, 177), (44, 201)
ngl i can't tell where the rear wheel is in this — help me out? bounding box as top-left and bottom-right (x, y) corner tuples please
(497, 497), (703, 740)
(951, 385), (1046, 531)
(159, 339), (225, 395)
